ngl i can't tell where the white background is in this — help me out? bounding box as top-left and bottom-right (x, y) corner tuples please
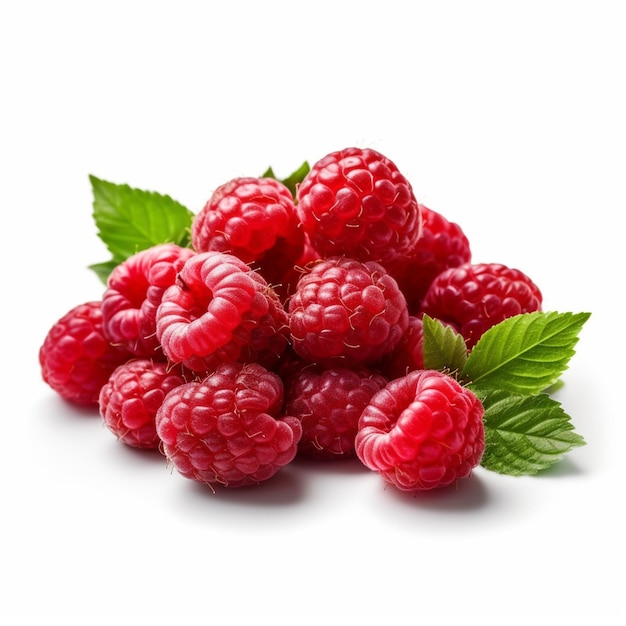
(2, 1), (625, 624)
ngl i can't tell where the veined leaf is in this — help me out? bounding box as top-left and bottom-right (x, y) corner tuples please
(462, 311), (591, 395)
(479, 389), (586, 475)
(89, 175), (194, 283)
(262, 161), (310, 198)
(422, 314), (468, 375)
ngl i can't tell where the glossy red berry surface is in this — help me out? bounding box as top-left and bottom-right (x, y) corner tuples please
(39, 301), (131, 406)
(155, 362), (302, 488)
(355, 369), (485, 491)
(420, 262), (543, 348)
(296, 147), (422, 265)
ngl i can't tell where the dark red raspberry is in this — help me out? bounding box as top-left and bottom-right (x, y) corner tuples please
(191, 177), (304, 292)
(420, 262), (543, 348)
(98, 358), (187, 449)
(296, 147), (422, 265)
(156, 251), (290, 373)
(288, 256), (409, 367)
(283, 364), (388, 459)
(386, 204), (472, 315)
(155, 362), (302, 488)
(101, 243), (196, 359)
(39, 301), (131, 407)
(355, 369), (485, 491)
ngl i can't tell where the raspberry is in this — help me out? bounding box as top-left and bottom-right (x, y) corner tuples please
(296, 147), (422, 265)
(420, 262), (543, 348)
(386, 204), (472, 315)
(288, 256), (409, 367)
(191, 177), (304, 293)
(155, 361), (302, 488)
(156, 251), (290, 373)
(39, 301), (131, 406)
(101, 243), (197, 359)
(283, 364), (388, 459)
(355, 369), (485, 491)
(98, 358), (187, 449)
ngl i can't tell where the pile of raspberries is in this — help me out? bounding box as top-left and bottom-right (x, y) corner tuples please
(39, 147), (543, 492)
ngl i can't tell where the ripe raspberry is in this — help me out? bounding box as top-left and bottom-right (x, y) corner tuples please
(296, 147), (422, 265)
(39, 301), (131, 406)
(355, 369), (485, 491)
(288, 256), (409, 367)
(101, 243), (196, 359)
(155, 361), (302, 488)
(386, 204), (472, 315)
(98, 358), (187, 449)
(420, 262), (543, 348)
(283, 364), (388, 459)
(191, 177), (304, 291)
(156, 251), (290, 373)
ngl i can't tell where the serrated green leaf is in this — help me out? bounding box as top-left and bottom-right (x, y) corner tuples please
(262, 161), (310, 198)
(87, 260), (119, 285)
(479, 389), (586, 475)
(422, 314), (468, 376)
(89, 175), (194, 283)
(462, 311), (591, 395)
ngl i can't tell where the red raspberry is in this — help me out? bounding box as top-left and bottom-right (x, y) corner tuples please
(156, 251), (290, 373)
(355, 369), (485, 491)
(101, 244), (196, 359)
(283, 364), (388, 459)
(191, 177), (304, 292)
(296, 147), (422, 265)
(288, 256), (409, 367)
(39, 301), (131, 407)
(386, 204), (472, 315)
(98, 358), (187, 450)
(155, 362), (302, 488)
(420, 262), (543, 348)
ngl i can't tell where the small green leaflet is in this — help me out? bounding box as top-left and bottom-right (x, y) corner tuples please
(262, 161), (310, 198)
(463, 311), (591, 395)
(422, 314), (468, 374)
(479, 389), (586, 475)
(422, 311), (590, 476)
(88, 175), (194, 284)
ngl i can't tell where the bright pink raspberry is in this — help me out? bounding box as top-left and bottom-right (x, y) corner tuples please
(39, 301), (131, 407)
(420, 262), (543, 348)
(283, 364), (388, 459)
(98, 358), (187, 449)
(191, 177), (304, 291)
(155, 362), (302, 488)
(101, 243), (196, 359)
(156, 251), (290, 373)
(288, 256), (409, 367)
(296, 147), (422, 265)
(386, 204), (472, 315)
(355, 369), (485, 491)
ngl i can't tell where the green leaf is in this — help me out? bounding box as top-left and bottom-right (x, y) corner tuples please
(262, 161), (310, 198)
(462, 311), (591, 395)
(480, 389), (586, 475)
(421, 314), (468, 376)
(89, 175), (194, 283)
